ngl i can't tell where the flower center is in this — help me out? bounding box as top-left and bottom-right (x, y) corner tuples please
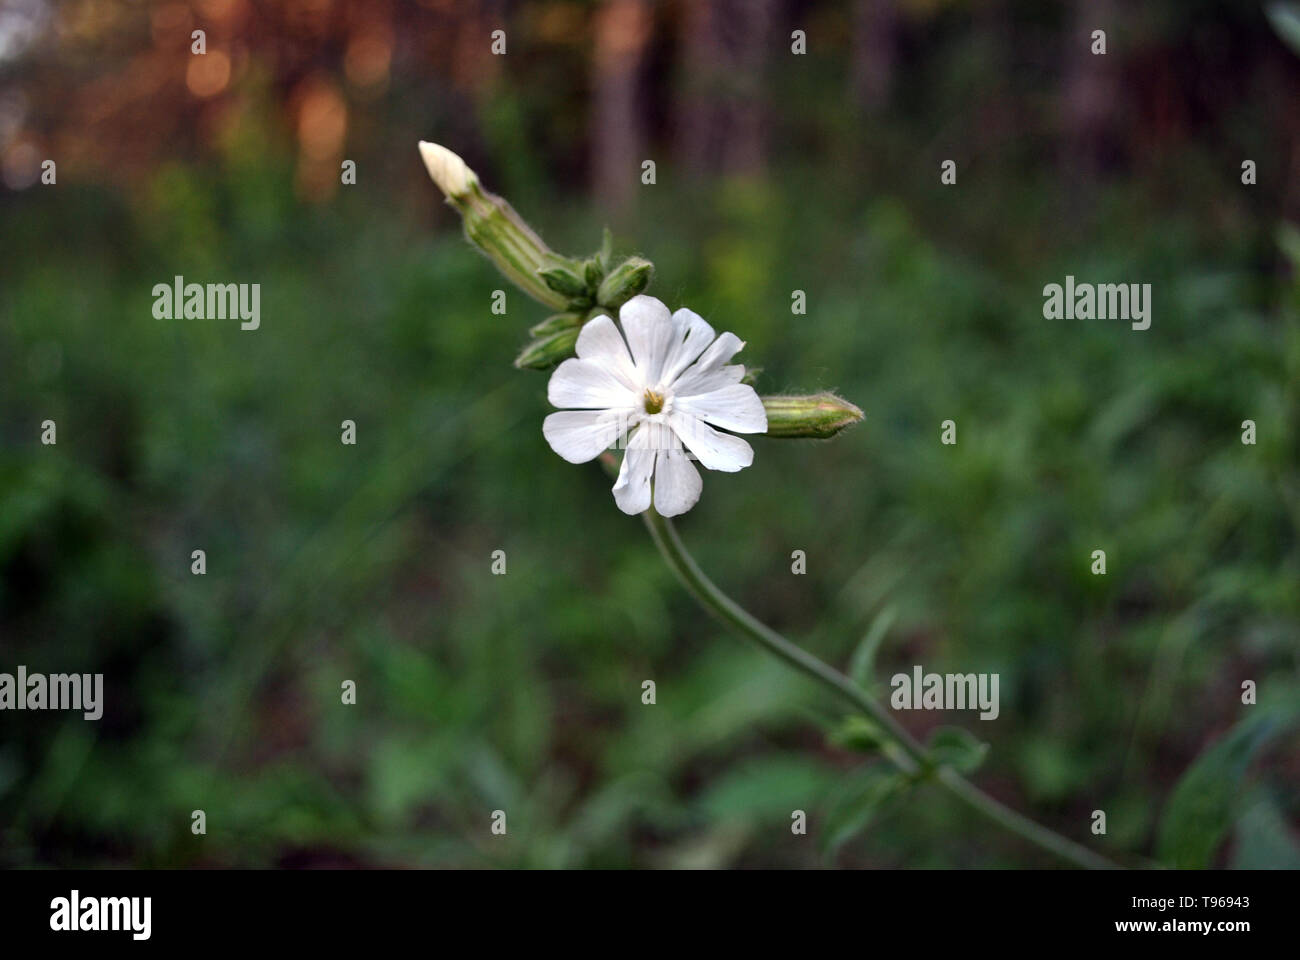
(642, 389), (665, 415)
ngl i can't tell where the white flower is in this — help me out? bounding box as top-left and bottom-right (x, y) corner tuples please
(542, 295), (767, 517)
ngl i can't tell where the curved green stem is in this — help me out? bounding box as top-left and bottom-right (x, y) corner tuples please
(642, 509), (1118, 870)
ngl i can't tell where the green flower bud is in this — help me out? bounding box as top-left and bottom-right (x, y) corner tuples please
(514, 326), (580, 370)
(761, 393), (864, 439)
(538, 260), (590, 300)
(583, 257), (605, 290)
(419, 141), (570, 310)
(596, 256), (654, 309)
(529, 312), (584, 337)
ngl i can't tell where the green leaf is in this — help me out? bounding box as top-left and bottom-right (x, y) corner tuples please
(1156, 704), (1299, 868)
(848, 605), (897, 688)
(1278, 222), (1300, 274)
(1266, 3), (1300, 58)
(926, 726), (989, 774)
(697, 755), (837, 822)
(829, 715), (886, 753)
(1230, 791), (1300, 870)
(820, 766), (906, 859)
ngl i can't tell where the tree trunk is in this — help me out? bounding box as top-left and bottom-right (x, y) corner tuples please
(591, 0), (652, 213)
(675, 0), (775, 179)
(1061, 0), (1119, 179)
(850, 0), (897, 113)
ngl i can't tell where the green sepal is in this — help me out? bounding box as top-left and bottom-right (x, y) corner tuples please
(514, 326), (580, 370)
(529, 312), (584, 337)
(537, 260), (589, 300)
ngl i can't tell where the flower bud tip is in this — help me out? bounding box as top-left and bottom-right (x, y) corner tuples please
(418, 141), (477, 200)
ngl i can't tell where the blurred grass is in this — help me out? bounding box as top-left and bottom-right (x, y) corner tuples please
(1, 119), (1298, 867)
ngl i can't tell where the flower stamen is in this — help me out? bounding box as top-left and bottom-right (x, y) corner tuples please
(643, 389), (665, 415)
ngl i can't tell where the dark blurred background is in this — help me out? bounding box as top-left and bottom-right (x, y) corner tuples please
(1, 0), (1298, 868)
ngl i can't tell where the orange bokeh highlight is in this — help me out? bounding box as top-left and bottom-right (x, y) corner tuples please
(187, 49), (232, 98)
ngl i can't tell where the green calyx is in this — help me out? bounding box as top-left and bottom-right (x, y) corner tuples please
(514, 325), (581, 371)
(761, 393), (865, 439)
(536, 248), (654, 315)
(595, 257), (654, 310)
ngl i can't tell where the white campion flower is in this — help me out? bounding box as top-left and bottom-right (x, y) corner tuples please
(543, 294), (767, 517)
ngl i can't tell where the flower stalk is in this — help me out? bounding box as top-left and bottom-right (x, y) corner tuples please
(640, 505), (1117, 870)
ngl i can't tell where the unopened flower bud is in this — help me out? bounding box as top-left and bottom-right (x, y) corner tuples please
(514, 326), (580, 370)
(595, 257), (654, 309)
(418, 141), (477, 200)
(761, 393), (864, 439)
(418, 141), (569, 310)
(529, 312), (584, 337)
(537, 260), (591, 301)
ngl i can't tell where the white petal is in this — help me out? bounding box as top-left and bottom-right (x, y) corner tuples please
(668, 412), (754, 472)
(619, 295), (676, 385)
(576, 314), (639, 390)
(676, 383), (768, 434)
(673, 331), (747, 395)
(652, 446), (702, 517)
(547, 357), (638, 410)
(543, 409), (625, 464)
(690, 331), (745, 372)
(611, 439), (655, 515)
(672, 363), (744, 398)
(660, 308), (717, 387)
